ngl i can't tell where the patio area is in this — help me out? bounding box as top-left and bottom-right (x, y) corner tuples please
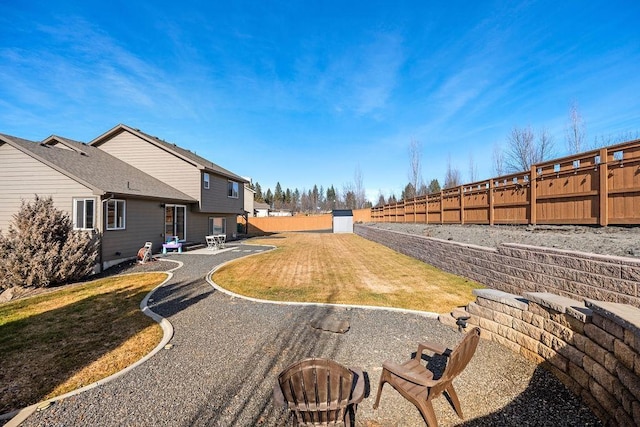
(16, 244), (600, 426)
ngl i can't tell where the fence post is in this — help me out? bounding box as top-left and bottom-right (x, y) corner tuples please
(425, 196), (429, 224)
(440, 190), (444, 224)
(489, 180), (494, 225)
(530, 165), (537, 225)
(413, 197), (417, 224)
(459, 186), (465, 225)
(599, 147), (609, 226)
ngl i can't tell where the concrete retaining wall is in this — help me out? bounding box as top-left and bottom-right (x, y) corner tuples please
(354, 224), (640, 308)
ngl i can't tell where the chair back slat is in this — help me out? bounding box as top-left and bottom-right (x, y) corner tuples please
(442, 327), (480, 381)
(278, 358), (355, 426)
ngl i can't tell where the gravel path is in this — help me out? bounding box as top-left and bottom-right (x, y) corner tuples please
(369, 223), (640, 258)
(17, 242), (600, 426)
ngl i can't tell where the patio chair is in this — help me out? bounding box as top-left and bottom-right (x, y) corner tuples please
(205, 235), (217, 250)
(137, 242), (153, 263)
(373, 327), (481, 426)
(274, 357), (365, 426)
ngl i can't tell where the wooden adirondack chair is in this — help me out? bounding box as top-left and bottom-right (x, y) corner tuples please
(274, 358), (365, 426)
(373, 327), (481, 426)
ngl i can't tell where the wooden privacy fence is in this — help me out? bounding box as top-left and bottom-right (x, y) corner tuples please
(372, 139), (640, 226)
(242, 208), (372, 233)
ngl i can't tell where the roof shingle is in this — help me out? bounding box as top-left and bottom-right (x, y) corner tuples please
(0, 133), (196, 203)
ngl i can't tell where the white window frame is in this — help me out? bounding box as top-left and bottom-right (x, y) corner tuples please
(227, 180), (239, 198)
(165, 204), (187, 241)
(203, 173), (210, 190)
(73, 198), (95, 230)
(208, 217), (226, 235)
(106, 199), (126, 230)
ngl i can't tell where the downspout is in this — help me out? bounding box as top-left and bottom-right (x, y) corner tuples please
(99, 193), (114, 272)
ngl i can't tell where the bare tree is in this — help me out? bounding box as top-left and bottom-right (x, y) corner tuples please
(592, 130), (640, 149)
(444, 155), (461, 189)
(353, 166), (366, 209)
(565, 101), (586, 154)
(504, 126), (554, 172)
(408, 140), (423, 198)
(492, 143), (505, 176)
(468, 154), (478, 182)
(342, 182), (356, 209)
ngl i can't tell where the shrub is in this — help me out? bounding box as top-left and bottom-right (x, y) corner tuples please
(0, 195), (99, 289)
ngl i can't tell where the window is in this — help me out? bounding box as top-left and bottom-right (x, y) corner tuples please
(203, 173), (210, 189)
(73, 198), (95, 230)
(106, 200), (126, 230)
(227, 180), (239, 198)
(208, 217), (226, 235)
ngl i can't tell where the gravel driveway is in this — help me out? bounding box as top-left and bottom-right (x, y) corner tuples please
(16, 242), (600, 426)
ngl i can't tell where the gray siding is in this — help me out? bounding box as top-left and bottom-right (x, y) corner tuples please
(95, 131), (201, 200)
(200, 172), (245, 214)
(0, 143), (96, 232)
(101, 198), (166, 264)
(188, 211), (209, 243)
(188, 211), (240, 242)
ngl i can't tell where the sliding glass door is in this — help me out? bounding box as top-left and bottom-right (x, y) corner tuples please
(165, 205), (186, 240)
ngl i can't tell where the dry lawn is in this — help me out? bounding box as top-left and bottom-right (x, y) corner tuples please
(0, 273), (167, 415)
(213, 233), (480, 312)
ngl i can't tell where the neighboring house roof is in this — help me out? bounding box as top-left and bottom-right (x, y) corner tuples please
(254, 202), (270, 210)
(89, 124), (248, 183)
(0, 133), (196, 203)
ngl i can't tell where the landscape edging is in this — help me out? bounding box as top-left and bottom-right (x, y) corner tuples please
(3, 260), (180, 427)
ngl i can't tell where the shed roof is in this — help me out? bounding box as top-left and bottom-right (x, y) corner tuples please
(0, 133), (196, 203)
(332, 209), (353, 217)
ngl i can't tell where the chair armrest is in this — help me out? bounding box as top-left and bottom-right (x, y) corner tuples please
(416, 340), (449, 358)
(382, 361), (436, 387)
(348, 367), (365, 404)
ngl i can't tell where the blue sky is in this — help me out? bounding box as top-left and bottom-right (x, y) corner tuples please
(1, 1), (639, 202)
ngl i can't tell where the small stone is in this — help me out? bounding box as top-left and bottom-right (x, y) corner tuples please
(626, 248), (640, 257)
(0, 287), (15, 303)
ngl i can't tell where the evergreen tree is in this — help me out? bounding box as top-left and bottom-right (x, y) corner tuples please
(293, 189), (301, 212)
(254, 182), (263, 202)
(427, 179), (441, 194)
(265, 189), (273, 206)
(401, 183), (416, 200)
(326, 186), (337, 210)
(312, 185), (319, 211)
(274, 182), (283, 209)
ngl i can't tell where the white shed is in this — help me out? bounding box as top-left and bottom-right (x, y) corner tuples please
(332, 209), (353, 233)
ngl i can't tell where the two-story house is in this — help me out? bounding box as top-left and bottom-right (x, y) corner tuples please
(0, 124), (248, 270)
(89, 124), (247, 245)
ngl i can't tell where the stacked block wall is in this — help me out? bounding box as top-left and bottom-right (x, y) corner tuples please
(461, 290), (640, 425)
(354, 224), (640, 308)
